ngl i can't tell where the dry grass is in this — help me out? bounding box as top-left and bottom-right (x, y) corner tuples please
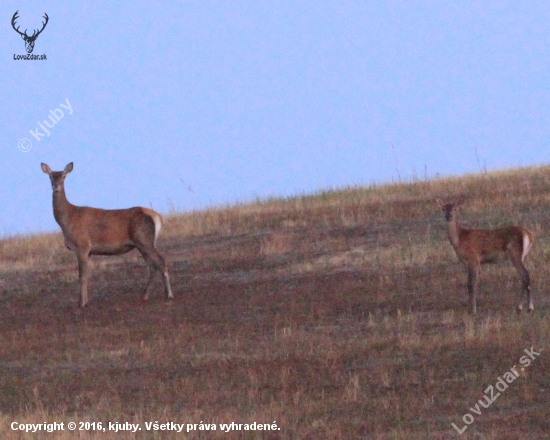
(1, 165), (550, 438)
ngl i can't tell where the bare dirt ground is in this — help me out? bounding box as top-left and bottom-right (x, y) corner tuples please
(1, 167), (550, 438)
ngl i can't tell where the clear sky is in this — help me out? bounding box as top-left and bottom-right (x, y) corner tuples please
(1, 1), (550, 235)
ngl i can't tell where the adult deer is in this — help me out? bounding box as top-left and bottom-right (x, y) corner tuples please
(435, 195), (533, 314)
(41, 162), (173, 306)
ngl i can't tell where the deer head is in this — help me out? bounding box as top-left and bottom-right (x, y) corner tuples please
(435, 194), (465, 222)
(12, 11), (49, 54)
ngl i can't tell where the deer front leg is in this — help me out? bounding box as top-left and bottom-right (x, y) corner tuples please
(467, 264), (479, 314)
(77, 251), (91, 307)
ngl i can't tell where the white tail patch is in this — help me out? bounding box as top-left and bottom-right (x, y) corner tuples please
(141, 208), (163, 246)
(151, 213), (162, 246)
(522, 232), (532, 263)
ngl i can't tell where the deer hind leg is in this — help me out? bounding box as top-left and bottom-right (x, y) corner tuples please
(510, 252), (532, 313)
(138, 246), (173, 301)
(467, 263), (479, 314)
(76, 250), (91, 307)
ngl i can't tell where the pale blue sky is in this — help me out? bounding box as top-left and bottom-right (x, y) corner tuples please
(2, 1), (550, 235)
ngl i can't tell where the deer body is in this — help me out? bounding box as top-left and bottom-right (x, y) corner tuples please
(436, 196), (533, 314)
(42, 162), (173, 306)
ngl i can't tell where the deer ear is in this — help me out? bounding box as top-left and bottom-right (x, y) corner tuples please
(456, 194), (465, 206)
(64, 162), (74, 174)
(435, 198), (444, 207)
(41, 163), (51, 174)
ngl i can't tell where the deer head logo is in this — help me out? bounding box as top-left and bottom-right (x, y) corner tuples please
(11, 11), (49, 54)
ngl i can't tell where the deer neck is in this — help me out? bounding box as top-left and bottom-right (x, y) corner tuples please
(446, 216), (462, 253)
(52, 188), (73, 228)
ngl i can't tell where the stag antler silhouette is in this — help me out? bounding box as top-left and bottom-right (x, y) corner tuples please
(12, 11), (49, 54)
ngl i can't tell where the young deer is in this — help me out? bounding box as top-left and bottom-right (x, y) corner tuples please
(41, 162), (173, 306)
(435, 195), (534, 314)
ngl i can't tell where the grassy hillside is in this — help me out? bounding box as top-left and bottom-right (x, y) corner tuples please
(1, 166), (550, 439)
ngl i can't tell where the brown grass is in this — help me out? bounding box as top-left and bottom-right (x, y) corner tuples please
(1, 165), (550, 438)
